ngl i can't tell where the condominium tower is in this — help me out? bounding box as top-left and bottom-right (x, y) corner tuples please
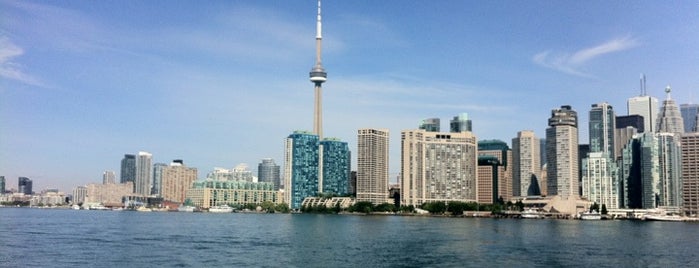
(319, 138), (351, 195)
(102, 170), (116, 184)
(120, 154), (136, 184)
(682, 133), (699, 216)
(135, 151), (152, 196)
(546, 105), (579, 199)
(284, 131), (319, 210)
(258, 158), (281, 190)
(680, 103), (699, 133)
(160, 160), (198, 204)
(582, 103), (619, 208)
(356, 128), (390, 205)
(512, 130), (541, 197)
(401, 129), (478, 206)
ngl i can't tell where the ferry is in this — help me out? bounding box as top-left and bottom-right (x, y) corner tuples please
(208, 205), (233, 213)
(643, 214), (684, 222)
(580, 211), (602, 220)
(521, 208), (543, 219)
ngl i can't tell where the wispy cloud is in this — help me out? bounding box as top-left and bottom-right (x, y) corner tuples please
(533, 36), (640, 77)
(0, 37), (45, 87)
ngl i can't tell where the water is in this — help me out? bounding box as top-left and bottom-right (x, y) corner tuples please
(1, 208), (697, 267)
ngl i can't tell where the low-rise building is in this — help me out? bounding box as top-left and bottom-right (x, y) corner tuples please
(186, 180), (281, 208)
(301, 197), (355, 209)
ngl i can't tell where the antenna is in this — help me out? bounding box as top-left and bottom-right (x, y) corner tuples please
(639, 73), (647, 96)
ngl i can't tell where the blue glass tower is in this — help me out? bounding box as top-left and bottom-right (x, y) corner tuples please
(320, 138), (350, 196)
(285, 131), (319, 210)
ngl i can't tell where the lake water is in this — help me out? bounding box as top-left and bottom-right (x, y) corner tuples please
(0, 208), (697, 267)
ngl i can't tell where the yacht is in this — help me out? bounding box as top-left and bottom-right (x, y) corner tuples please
(521, 208), (543, 219)
(177, 205), (196, 212)
(208, 205), (233, 213)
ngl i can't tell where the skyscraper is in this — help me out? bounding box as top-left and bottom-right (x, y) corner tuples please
(160, 160), (198, 204)
(546, 105), (579, 199)
(152, 163), (167, 195)
(477, 140), (512, 203)
(582, 103), (619, 208)
(401, 129), (478, 206)
(356, 128), (389, 205)
(284, 131), (319, 210)
(120, 154), (136, 184)
(450, 113), (472, 133)
(657, 133), (682, 208)
(258, 158), (281, 190)
(680, 104), (699, 133)
(616, 115), (645, 132)
(319, 138), (351, 196)
(102, 170), (116, 184)
(628, 96), (658, 133)
(589, 102), (616, 158)
(18, 177), (32, 195)
(512, 130), (540, 197)
(682, 133), (699, 216)
(135, 151), (152, 196)
(309, 0), (327, 139)
(0, 176), (5, 193)
(419, 118), (440, 132)
(656, 86), (685, 135)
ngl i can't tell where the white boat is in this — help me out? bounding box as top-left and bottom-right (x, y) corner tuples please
(208, 205), (233, 213)
(89, 204), (109, 210)
(521, 208), (543, 219)
(136, 206), (152, 212)
(643, 214), (684, 222)
(72, 205), (81, 210)
(580, 212), (602, 220)
(177, 205), (196, 212)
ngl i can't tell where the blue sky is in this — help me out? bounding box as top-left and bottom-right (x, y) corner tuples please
(1, 0), (698, 192)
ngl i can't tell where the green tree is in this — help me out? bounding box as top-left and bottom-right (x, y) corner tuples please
(352, 201), (374, 214)
(423, 201), (446, 214)
(590, 202), (600, 213)
(275, 203), (290, 213)
(601, 204), (608, 215)
(447, 201), (465, 215)
(514, 200), (525, 212)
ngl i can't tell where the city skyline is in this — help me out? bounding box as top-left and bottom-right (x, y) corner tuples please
(2, 1), (699, 192)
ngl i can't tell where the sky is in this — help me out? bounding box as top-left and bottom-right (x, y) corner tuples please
(1, 0), (698, 193)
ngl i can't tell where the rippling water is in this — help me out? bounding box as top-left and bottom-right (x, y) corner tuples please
(1, 208), (697, 267)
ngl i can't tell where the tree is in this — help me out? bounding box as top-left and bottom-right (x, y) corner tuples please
(590, 202), (600, 213)
(601, 204), (608, 215)
(447, 201), (465, 215)
(275, 203), (290, 213)
(514, 200), (525, 212)
(422, 202), (446, 214)
(352, 201), (374, 214)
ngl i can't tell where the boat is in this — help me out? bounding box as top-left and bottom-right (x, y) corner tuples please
(89, 204), (109, 210)
(136, 206), (152, 212)
(643, 214), (684, 222)
(208, 205), (233, 213)
(177, 205), (196, 212)
(521, 208), (543, 219)
(72, 204), (81, 210)
(580, 211), (602, 220)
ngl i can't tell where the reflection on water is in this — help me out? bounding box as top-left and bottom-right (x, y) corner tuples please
(0, 208), (696, 267)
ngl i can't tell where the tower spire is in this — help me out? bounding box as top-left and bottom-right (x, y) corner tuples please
(310, 0), (327, 139)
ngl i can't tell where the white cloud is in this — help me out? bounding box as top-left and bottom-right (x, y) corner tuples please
(533, 36), (640, 77)
(0, 37), (44, 87)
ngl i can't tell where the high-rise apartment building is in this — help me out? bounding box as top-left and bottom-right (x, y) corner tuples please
(102, 170), (116, 184)
(621, 132), (681, 209)
(284, 131), (319, 210)
(682, 133), (699, 216)
(152, 163), (167, 195)
(401, 129), (478, 206)
(120, 154), (136, 184)
(18, 177), (32, 195)
(582, 103), (619, 208)
(656, 86), (685, 135)
(582, 152), (619, 209)
(546, 105), (579, 199)
(135, 151), (153, 196)
(160, 160), (198, 204)
(0, 176), (5, 193)
(258, 158), (281, 190)
(72, 186), (87, 205)
(512, 131), (541, 197)
(450, 113), (472, 133)
(477, 140), (512, 203)
(589, 103), (616, 158)
(628, 95), (658, 133)
(319, 138), (351, 196)
(356, 128), (389, 205)
(616, 115), (645, 133)
(680, 103), (699, 133)
(419, 118), (440, 132)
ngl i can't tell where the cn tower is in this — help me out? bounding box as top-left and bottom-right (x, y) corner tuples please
(309, 0), (327, 139)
